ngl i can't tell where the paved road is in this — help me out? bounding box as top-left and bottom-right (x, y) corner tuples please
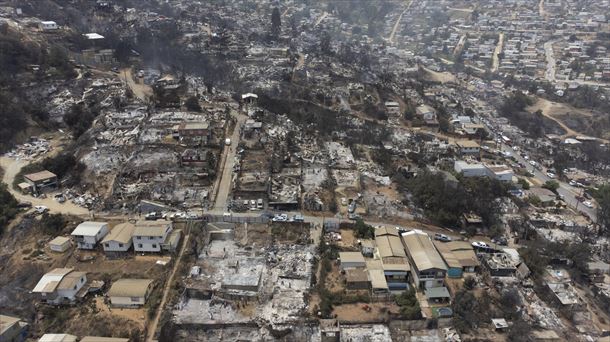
(497, 144), (597, 221)
(0, 157), (90, 216)
(213, 112), (246, 211)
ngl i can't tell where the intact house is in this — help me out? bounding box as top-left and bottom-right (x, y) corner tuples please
(455, 140), (481, 156)
(107, 279), (154, 307)
(454, 161), (514, 183)
(433, 240), (480, 277)
(402, 230), (447, 289)
(23, 170), (57, 194)
(0, 314), (28, 342)
(70, 222), (109, 250)
(416, 104), (438, 126)
(102, 223), (136, 255)
(176, 122), (211, 145)
(32, 268), (88, 305)
(373, 227), (411, 291)
(339, 252), (366, 270)
(133, 220), (181, 253)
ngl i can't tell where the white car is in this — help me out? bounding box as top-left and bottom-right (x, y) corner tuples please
(529, 160), (537, 166)
(471, 241), (490, 249)
(583, 201), (594, 208)
(546, 172), (555, 179)
(34, 205), (48, 214)
(569, 180), (577, 186)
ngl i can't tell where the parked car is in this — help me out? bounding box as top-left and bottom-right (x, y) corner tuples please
(546, 172), (555, 179)
(34, 205), (48, 214)
(145, 212), (161, 220)
(471, 241), (490, 249)
(434, 233), (452, 242)
(583, 201), (594, 208)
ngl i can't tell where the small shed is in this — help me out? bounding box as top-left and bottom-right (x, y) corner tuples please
(339, 252), (366, 270)
(492, 318), (509, 332)
(424, 286), (451, 304)
(107, 279), (154, 307)
(49, 236), (71, 253)
(345, 268), (369, 290)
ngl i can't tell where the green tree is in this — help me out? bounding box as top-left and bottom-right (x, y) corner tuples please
(542, 180), (559, 193)
(353, 218), (374, 239)
(595, 184), (610, 237)
(518, 178), (530, 190)
(463, 276), (476, 290)
(395, 288), (422, 320)
(0, 184), (19, 234)
(40, 213), (66, 234)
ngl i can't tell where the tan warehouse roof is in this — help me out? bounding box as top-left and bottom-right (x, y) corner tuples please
(376, 235), (407, 259)
(368, 269), (388, 290)
(402, 230), (447, 271)
(108, 279), (153, 298)
(81, 337), (130, 342)
(339, 251), (365, 264)
(102, 223), (135, 244)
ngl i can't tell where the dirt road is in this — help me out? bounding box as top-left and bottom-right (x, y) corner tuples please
(0, 157), (89, 216)
(527, 98), (609, 143)
(146, 224), (191, 342)
(388, 0), (414, 44)
(119, 68), (152, 102)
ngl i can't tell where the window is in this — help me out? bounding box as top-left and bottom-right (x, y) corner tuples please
(152, 244), (157, 248)
(149, 236), (154, 240)
(136, 236), (141, 240)
(73, 285), (77, 290)
(105, 243), (110, 248)
(119, 243), (124, 248)
(131, 297), (140, 302)
(80, 278), (84, 283)
(138, 244), (143, 248)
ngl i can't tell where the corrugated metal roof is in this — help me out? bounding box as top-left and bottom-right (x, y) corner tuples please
(134, 220), (171, 237)
(108, 279), (153, 298)
(376, 235), (407, 259)
(49, 236), (71, 245)
(402, 230), (447, 271)
(102, 223), (135, 244)
(374, 226), (399, 238)
(368, 269), (388, 290)
(56, 272), (86, 290)
(33, 268), (73, 293)
(71, 222), (107, 237)
(339, 252), (365, 264)
(38, 334), (77, 342)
